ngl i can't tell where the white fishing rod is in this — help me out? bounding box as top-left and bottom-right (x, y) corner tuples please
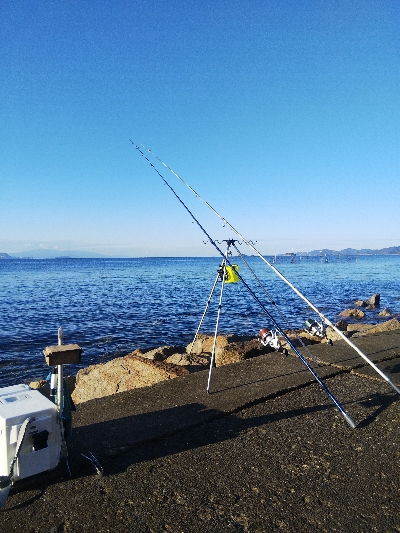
(132, 142), (357, 428)
(137, 142), (400, 396)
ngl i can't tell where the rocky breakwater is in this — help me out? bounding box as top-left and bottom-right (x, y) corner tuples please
(71, 334), (275, 404)
(31, 294), (399, 405)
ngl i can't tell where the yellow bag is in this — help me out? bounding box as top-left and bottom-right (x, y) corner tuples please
(225, 264), (239, 283)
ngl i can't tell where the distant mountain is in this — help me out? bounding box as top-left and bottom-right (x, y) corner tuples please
(0, 252), (12, 259)
(9, 249), (109, 259)
(305, 246), (400, 256)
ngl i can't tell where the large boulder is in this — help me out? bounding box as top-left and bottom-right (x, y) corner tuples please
(71, 354), (189, 404)
(369, 293), (380, 307)
(29, 380), (50, 398)
(164, 353), (210, 367)
(378, 308), (392, 317)
(186, 333), (246, 355)
(346, 323), (375, 332)
(185, 334), (275, 367)
(339, 308), (366, 319)
(139, 345), (185, 361)
(358, 318), (400, 336)
(325, 326), (348, 342)
(214, 338), (271, 367)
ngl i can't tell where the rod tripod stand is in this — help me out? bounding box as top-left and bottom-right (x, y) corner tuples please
(189, 239), (238, 393)
(189, 240), (357, 428)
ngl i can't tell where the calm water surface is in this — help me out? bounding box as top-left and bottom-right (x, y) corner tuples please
(1, 255), (399, 386)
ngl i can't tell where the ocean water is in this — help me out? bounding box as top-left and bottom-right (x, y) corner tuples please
(1, 255), (399, 387)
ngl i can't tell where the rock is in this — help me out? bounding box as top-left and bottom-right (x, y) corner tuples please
(325, 326), (348, 342)
(164, 353), (210, 367)
(356, 318), (400, 336)
(296, 331), (323, 343)
(29, 379), (48, 389)
(354, 300), (369, 308)
(139, 345), (185, 362)
(29, 375), (76, 397)
(339, 308), (366, 319)
(186, 334), (246, 355)
(369, 293), (380, 307)
(346, 323), (375, 332)
(29, 380), (50, 398)
(378, 308), (392, 317)
(215, 339), (272, 367)
(335, 320), (348, 331)
(71, 354), (189, 404)
(277, 330), (323, 352)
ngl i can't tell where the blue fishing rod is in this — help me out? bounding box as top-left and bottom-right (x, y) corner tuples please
(135, 142), (400, 397)
(131, 141), (357, 428)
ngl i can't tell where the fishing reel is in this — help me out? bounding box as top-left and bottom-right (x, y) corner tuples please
(304, 319), (325, 338)
(258, 328), (281, 351)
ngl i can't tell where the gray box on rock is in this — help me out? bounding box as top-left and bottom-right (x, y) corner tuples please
(43, 344), (82, 366)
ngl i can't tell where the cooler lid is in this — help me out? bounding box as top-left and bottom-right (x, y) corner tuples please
(0, 384), (57, 425)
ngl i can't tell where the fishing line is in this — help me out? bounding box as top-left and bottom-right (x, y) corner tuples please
(132, 140), (356, 427)
(136, 142), (400, 396)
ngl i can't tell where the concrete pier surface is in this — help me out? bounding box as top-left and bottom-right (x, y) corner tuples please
(2, 331), (399, 532)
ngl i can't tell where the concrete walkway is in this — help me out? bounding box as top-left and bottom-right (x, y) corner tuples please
(3, 331), (399, 533)
(70, 330), (400, 461)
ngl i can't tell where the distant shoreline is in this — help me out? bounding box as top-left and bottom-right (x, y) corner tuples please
(1, 251), (400, 260)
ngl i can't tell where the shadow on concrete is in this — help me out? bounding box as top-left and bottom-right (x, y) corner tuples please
(9, 388), (397, 498)
(70, 400), (334, 478)
(208, 367), (314, 394)
(70, 388), (397, 478)
(355, 391), (399, 428)
(2, 488), (45, 512)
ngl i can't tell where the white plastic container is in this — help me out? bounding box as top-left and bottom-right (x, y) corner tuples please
(0, 384), (62, 481)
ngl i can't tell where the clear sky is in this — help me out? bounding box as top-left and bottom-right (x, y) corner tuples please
(1, 0), (399, 257)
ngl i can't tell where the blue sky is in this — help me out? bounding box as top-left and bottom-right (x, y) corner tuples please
(1, 0), (399, 256)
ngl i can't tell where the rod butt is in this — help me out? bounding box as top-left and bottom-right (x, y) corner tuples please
(343, 412), (357, 429)
(387, 379), (400, 395)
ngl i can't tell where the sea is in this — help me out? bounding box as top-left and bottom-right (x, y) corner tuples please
(1, 255), (399, 388)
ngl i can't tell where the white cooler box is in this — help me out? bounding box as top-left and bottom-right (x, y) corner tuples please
(0, 384), (62, 481)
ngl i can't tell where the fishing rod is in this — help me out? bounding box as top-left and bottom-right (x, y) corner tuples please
(136, 142), (400, 397)
(132, 141), (356, 428)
